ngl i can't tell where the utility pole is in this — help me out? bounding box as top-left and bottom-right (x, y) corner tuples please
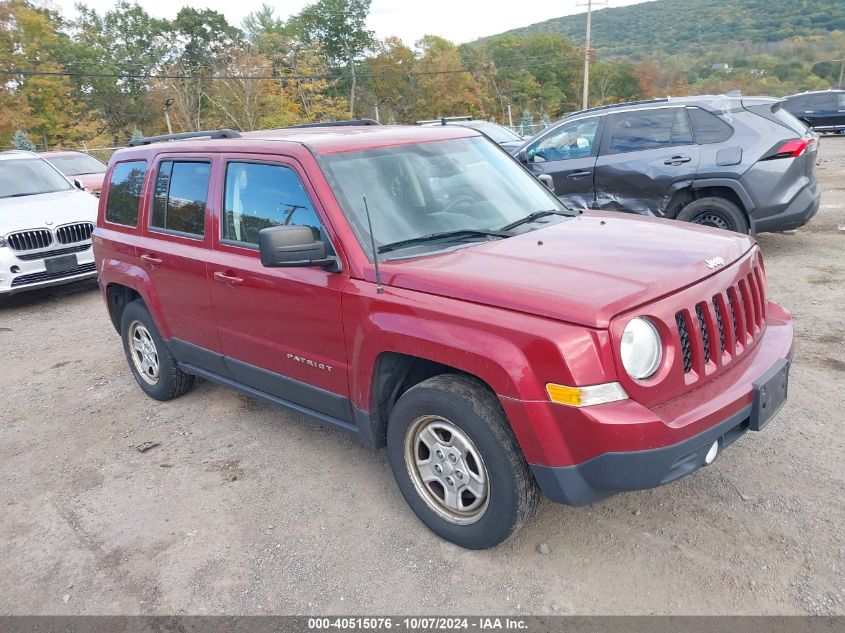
(578, 0), (607, 110)
(164, 97), (174, 135)
(835, 59), (845, 89)
(582, 0), (593, 110)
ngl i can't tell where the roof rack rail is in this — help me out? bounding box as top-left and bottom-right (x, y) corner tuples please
(564, 98), (670, 118)
(128, 129), (241, 147)
(416, 116), (473, 125)
(287, 119), (380, 129)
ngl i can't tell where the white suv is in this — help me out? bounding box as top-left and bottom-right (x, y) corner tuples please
(0, 151), (99, 296)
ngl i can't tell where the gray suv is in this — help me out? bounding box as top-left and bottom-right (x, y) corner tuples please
(513, 96), (820, 234)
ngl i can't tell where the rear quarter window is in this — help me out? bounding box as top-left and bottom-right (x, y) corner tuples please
(105, 160), (148, 226)
(687, 107), (734, 144)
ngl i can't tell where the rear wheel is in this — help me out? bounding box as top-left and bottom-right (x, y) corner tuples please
(386, 374), (540, 549)
(675, 196), (749, 234)
(120, 300), (194, 401)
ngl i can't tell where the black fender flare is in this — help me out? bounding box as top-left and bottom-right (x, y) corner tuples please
(690, 178), (756, 213)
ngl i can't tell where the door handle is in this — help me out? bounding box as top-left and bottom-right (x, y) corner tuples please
(567, 170), (592, 178)
(664, 156), (692, 165)
(213, 271), (244, 287)
(140, 253), (162, 265)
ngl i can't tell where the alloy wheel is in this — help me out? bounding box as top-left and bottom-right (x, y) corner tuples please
(404, 415), (490, 525)
(128, 321), (160, 385)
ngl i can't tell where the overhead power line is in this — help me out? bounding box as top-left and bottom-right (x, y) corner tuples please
(0, 56), (625, 82)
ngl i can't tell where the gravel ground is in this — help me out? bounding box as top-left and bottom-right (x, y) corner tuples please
(1, 138), (843, 616)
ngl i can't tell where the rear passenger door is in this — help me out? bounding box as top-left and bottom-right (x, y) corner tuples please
(207, 155), (352, 422)
(137, 154), (221, 353)
(593, 107), (700, 216)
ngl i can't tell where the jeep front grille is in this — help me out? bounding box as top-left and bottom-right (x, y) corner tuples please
(6, 229), (53, 252)
(674, 262), (766, 374)
(56, 222), (94, 244)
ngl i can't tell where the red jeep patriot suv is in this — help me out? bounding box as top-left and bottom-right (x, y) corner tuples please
(93, 125), (794, 549)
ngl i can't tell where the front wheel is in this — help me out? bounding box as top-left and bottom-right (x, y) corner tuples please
(386, 374), (539, 549)
(675, 196), (750, 234)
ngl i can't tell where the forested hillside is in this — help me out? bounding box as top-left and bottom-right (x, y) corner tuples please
(494, 0), (845, 58)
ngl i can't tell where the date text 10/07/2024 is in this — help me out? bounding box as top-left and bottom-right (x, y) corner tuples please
(307, 617), (529, 630)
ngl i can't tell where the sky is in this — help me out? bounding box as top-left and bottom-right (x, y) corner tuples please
(48, 0), (653, 46)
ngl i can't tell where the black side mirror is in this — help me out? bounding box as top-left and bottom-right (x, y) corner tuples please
(73, 179), (85, 190)
(258, 225), (336, 270)
(538, 174), (556, 195)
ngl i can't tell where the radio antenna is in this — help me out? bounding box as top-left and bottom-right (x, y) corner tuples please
(362, 195), (384, 294)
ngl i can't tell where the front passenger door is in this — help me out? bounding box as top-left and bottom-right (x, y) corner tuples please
(207, 157), (353, 423)
(521, 116), (602, 211)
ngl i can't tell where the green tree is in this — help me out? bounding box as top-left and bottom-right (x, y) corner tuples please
(67, 2), (168, 142)
(414, 36), (485, 119)
(289, 0), (373, 116)
(162, 8), (243, 131)
(12, 130), (37, 151)
(0, 1), (85, 147)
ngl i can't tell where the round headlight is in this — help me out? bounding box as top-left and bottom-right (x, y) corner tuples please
(620, 317), (662, 380)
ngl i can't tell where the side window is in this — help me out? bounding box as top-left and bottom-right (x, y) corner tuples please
(150, 160), (210, 237)
(529, 117), (599, 162)
(786, 96), (810, 112)
(810, 93), (838, 111)
(606, 108), (692, 155)
(105, 160), (147, 226)
(222, 162), (329, 248)
(688, 107), (734, 144)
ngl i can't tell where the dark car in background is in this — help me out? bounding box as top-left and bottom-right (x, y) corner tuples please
(782, 89), (845, 134)
(420, 117), (525, 153)
(41, 150), (108, 196)
(512, 96), (820, 234)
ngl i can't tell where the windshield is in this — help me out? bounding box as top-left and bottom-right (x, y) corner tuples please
(45, 153), (107, 176)
(461, 122), (522, 144)
(321, 136), (571, 258)
(0, 158), (74, 198)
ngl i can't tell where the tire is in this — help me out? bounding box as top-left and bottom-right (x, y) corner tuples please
(386, 374), (540, 549)
(675, 196), (749, 234)
(120, 300), (194, 401)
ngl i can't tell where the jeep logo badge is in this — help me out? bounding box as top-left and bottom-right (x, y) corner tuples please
(705, 257), (725, 269)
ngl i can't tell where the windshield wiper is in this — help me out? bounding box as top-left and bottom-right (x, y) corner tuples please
(377, 229), (512, 255)
(498, 209), (573, 232)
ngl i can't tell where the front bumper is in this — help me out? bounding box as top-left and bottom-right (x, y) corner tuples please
(0, 244), (96, 296)
(523, 303), (794, 506)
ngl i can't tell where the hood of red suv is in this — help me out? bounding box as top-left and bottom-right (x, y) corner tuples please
(379, 212), (755, 328)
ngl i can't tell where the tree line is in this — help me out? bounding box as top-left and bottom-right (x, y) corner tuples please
(2, 0), (842, 151)
(0, 0), (643, 149)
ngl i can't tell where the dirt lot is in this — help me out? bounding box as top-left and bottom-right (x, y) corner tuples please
(1, 138), (844, 617)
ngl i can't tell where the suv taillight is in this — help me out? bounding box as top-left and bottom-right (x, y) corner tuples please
(768, 138), (812, 159)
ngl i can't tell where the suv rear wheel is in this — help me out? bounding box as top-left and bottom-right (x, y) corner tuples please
(120, 300), (194, 401)
(676, 196), (749, 234)
(386, 374), (539, 549)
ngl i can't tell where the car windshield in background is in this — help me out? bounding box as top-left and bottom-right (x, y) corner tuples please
(461, 121), (522, 144)
(321, 136), (572, 258)
(0, 159), (74, 198)
(46, 153), (107, 176)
